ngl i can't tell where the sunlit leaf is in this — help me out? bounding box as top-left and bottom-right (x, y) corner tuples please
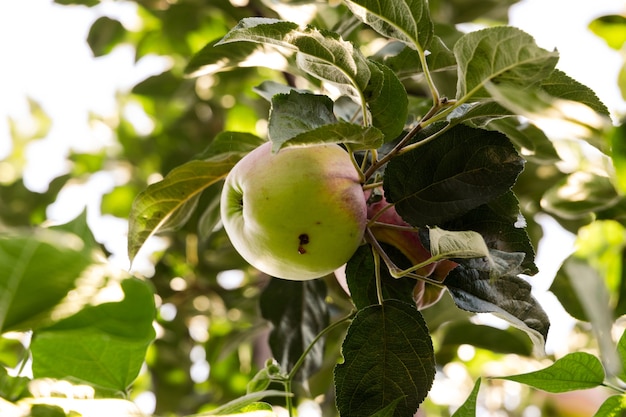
(496, 352), (605, 392)
(593, 395), (626, 417)
(344, 0), (434, 51)
(609, 123), (626, 194)
(128, 153), (241, 262)
(589, 14), (626, 50)
(31, 278), (156, 394)
(541, 171), (620, 220)
(0, 214), (96, 332)
(451, 378), (481, 417)
(454, 26), (558, 100)
(217, 18), (371, 93)
(334, 300), (435, 417)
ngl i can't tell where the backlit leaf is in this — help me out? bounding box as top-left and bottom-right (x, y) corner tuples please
(496, 352), (605, 392)
(454, 26), (558, 100)
(128, 153), (241, 262)
(451, 378), (481, 417)
(344, 0), (434, 51)
(31, 278), (156, 394)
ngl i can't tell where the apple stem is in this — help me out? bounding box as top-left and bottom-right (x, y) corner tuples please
(365, 227), (447, 288)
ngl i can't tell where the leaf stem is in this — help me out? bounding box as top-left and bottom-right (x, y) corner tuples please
(286, 312), (355, 382)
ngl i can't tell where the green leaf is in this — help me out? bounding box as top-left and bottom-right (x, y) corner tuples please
(383, 124), (525, 227)
(199, 131), (265, 160)
(364, 60), (408, 141)
(334, 300), (436, 417)
(344, 0), (434, 51)
(201, 390), (291, 415)
(268, 90), (383, 150)
(439, 323), (532, 356)
(268, 91), (338, 147)
(0, 366), (29, 402)
(589, 14), (626, 50)
(31, 278), (156, 394)
(259, 279), (329, 381)
(185, 39), (269, 77)
(496, 352), (605, 393)
(0, 217), (96, 332)
(128, 153), (241, 262)
(593, 395), (626, 417)
(87, 16), (126, 57)
(609, 124), (626, 195)
(454, 26), (558, 100)
(445, 267), (549, 354)
(441, 192), (538, 275)
(549, 266), (589, 321)
(451, 378), (481, 417)
(54, 0), (98, 5)
(345, 244), (419, 310)
(217, 18), (371, 93)
(541, 171), (620, 220)
(486, 118), (560, 163)
(541, 69), (610, 116)
(375, 38), (456, 80)
(618, 330), (626, 382)
(558, 256), (621, 376)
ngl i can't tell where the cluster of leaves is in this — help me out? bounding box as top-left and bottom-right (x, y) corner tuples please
(2, 0), (626, 416)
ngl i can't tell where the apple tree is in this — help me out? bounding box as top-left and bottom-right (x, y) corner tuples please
(2, 0), (626, 416)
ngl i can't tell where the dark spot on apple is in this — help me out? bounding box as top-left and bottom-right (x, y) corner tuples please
(298, 233), (309, 254)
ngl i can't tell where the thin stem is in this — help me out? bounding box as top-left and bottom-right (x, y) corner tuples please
(372, 245), (384, 305)
(365, 228), (446, 287)
(286, 312), (355, 381)
(285, 379), (294, 417)
(415, 44), (440, 106)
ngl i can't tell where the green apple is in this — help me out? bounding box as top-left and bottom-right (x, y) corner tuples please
(220, 141), (367, 280)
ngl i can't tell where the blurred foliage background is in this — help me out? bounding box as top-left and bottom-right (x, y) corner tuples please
(1, 0), (626, 416)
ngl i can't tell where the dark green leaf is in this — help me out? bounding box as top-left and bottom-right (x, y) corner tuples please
(198, 131), (265, 160)
(439, 322), (532, 356)
(365, 60), (408, 141)
(87, 16), (126, 57)
(54, 0), (98, 5)
(383, 124), (525, 227)
(0, 366), (29, 402)
(344, 0), (434, 51)
(454, 26), (558, 100)
(334, 300), (435, 417)
(128, 153), (241, 262)
(618, 329), (626, 382)
(375, 38), (456, 80)
(31, 278), (156, 393)
(268, 90), (383, 150)
(345, 244), (418, 310)
(559, 256), (621, 376)
(496, 352), (605, 393)
(30, 404), (67, 417)
(259, 279), (329, 381)
(442, 191), (538, 275)
(487, 118), (560, 164)
(451, 378), (481, 417)
(549, 266), (588, 321)
(445, 266), (549, 354)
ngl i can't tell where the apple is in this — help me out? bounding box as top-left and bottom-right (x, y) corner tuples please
(220, 141), (367, 280)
